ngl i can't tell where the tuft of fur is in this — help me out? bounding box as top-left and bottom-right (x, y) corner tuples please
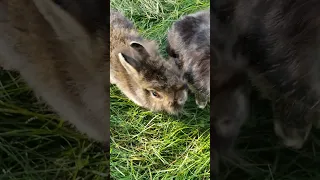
(166, 9), (210, 108)
(110, 10), (188, 114)
(213, 0), (320, 149)
(0, 0), (109, 143)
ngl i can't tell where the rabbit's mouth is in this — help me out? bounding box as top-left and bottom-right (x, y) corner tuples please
(165, 102), (184, 115)
(145, 103), (182, 115)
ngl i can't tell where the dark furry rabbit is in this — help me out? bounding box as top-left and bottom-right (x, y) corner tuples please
(167, 10), (251, 174)
(167, 9), (250, 146)
(110, 10), (188, 114)
(166, 9), (210, 109)
(0, 0), (109, 144)
(213, 0), (320, 149)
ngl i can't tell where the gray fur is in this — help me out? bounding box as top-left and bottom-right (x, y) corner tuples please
(167, 9), (251, 151)
(166, 9), (210, 108)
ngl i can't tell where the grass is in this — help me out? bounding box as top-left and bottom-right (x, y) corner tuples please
(110, 0), (210, 179)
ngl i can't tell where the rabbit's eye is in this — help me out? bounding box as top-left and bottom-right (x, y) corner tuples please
(150, 90), (161, 98)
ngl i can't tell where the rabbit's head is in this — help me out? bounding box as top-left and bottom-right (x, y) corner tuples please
(115, 40), (188, 114)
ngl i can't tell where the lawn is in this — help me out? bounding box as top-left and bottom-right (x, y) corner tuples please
(110, 0), (210, 179)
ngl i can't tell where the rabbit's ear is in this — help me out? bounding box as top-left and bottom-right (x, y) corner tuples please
(130, 41), (150, 59)
(32, 0), (91, 55)
(118, 52), (141, 77)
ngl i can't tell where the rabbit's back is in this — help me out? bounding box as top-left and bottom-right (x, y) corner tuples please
(110, 9), (134, 30)
(167, 10), (210, 71)
(109, 10), (142, 53)
(110, 10), (139, 84)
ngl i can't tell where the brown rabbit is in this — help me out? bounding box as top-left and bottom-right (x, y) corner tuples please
(110, 10), (188, 114)
(0, 0), (109, 143)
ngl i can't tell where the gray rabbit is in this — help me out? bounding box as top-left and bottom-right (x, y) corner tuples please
(167, 9), (250, 153)
(166, 10), (210, 109)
